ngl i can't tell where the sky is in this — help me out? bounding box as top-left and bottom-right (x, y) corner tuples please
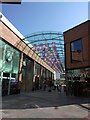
(0, 2), (89, 37)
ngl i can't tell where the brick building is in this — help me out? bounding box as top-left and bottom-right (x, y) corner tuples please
(64, 20), (90, 96)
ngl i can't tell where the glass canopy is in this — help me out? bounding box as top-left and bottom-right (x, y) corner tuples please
(22, 31), (65, 73)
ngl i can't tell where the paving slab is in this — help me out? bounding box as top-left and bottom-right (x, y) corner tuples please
(1, 90), (90, 119)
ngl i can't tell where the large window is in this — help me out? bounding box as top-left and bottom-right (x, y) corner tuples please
(71, 39), (82, 52)
(0, 38), (20, 74)
(71, 39), (83, 62)
(0, 38), (20, 95)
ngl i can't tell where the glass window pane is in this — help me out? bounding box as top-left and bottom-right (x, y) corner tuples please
(0, 38), (20, 78)
(11, 73), (16, 78)
(71, 39), (83, 62)
(71, 39), (82, 52)
(3, 73), (10, 77)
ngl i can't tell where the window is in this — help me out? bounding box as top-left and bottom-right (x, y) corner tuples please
(71, 39), (83, 62)
(71, 39), (82, 52)
(0, 38), (20, 73)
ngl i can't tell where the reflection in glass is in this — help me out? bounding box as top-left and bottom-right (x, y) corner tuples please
(0, 38), (20, 95)
(71, 39), (83, 62)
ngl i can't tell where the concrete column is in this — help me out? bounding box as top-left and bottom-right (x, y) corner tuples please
(37, 64), (41, 79)
(25, 60), (34, 92)
(46, 70), (50, 79)
(49, 71), (51, 78)
(51, 72), (54, 80)
(42, 67), (46, 80)
(50, 72), (52, 80)
(39, 65), (43, 89)
(45, 69), (48, 79)
(21, 55), (34, 92)
(36, 64), (43, 89)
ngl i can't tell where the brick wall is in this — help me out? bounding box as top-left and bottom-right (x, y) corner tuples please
(64, 20), (90, 70)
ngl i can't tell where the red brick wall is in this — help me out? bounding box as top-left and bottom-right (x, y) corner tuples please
(64, 20), (90, 70)
(88, 22), (90, 66)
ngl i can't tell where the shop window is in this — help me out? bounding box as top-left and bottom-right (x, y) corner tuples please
(0, 39), (20, 73)
(71, 38), (83, 62)
(0, 38), (20, 96)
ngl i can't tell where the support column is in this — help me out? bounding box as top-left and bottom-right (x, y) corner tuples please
(25, 59), (34, 92)
(46, 69), (48, 79)
(36, 64), (43, 89)
(39, 65), (43, 89)
(21, 54), (34, 92)
(41, 67), (45, 81)
(51, 72), (54, 81)
(28, 60), (34, 91)
(18, 53), (23, 91)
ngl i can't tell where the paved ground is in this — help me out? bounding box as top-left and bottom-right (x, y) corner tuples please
(1, 89), (90, 120)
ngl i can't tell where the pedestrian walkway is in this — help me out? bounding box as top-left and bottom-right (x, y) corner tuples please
(1, 90), (90, 119)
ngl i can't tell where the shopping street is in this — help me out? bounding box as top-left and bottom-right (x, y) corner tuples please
(1, 89), (90, 120)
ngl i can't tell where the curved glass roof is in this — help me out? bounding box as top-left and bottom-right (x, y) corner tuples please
(23, 31), (65, 73)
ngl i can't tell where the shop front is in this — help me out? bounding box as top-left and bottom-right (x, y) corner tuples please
(64, 20), (90, 97)
(66, 68), (90, 97)
(0, 38), (20, 96)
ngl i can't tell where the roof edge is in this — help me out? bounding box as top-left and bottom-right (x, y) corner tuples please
(0, 12), (33, 48)
(0, 12), (24, 39)
(63, 20), (90, 33)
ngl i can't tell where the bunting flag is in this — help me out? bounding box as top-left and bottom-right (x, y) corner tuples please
(33, 44), (36, 51)
(45, 43), (49, 47)
(49, 58), (52, 61)
(44, 53), (47, 57)
(33, 44), (36, 47)
(50, 52), (53, 56)
(52, 42), (56, 50)
(45, 43), (49, 51)
(39, 44), (43, 51)
(24, 31), (65, 72)
(40, 52), (42, 57)
(45, 47), (48, 51)
(52, 42), (56, 45)
(32, 40), (64, 72)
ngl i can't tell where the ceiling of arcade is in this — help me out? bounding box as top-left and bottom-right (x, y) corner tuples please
(23, 31), (65, 73)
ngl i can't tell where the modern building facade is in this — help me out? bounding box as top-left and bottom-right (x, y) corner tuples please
(0, 13), (54, 96)
(64, 20), (90, 96)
